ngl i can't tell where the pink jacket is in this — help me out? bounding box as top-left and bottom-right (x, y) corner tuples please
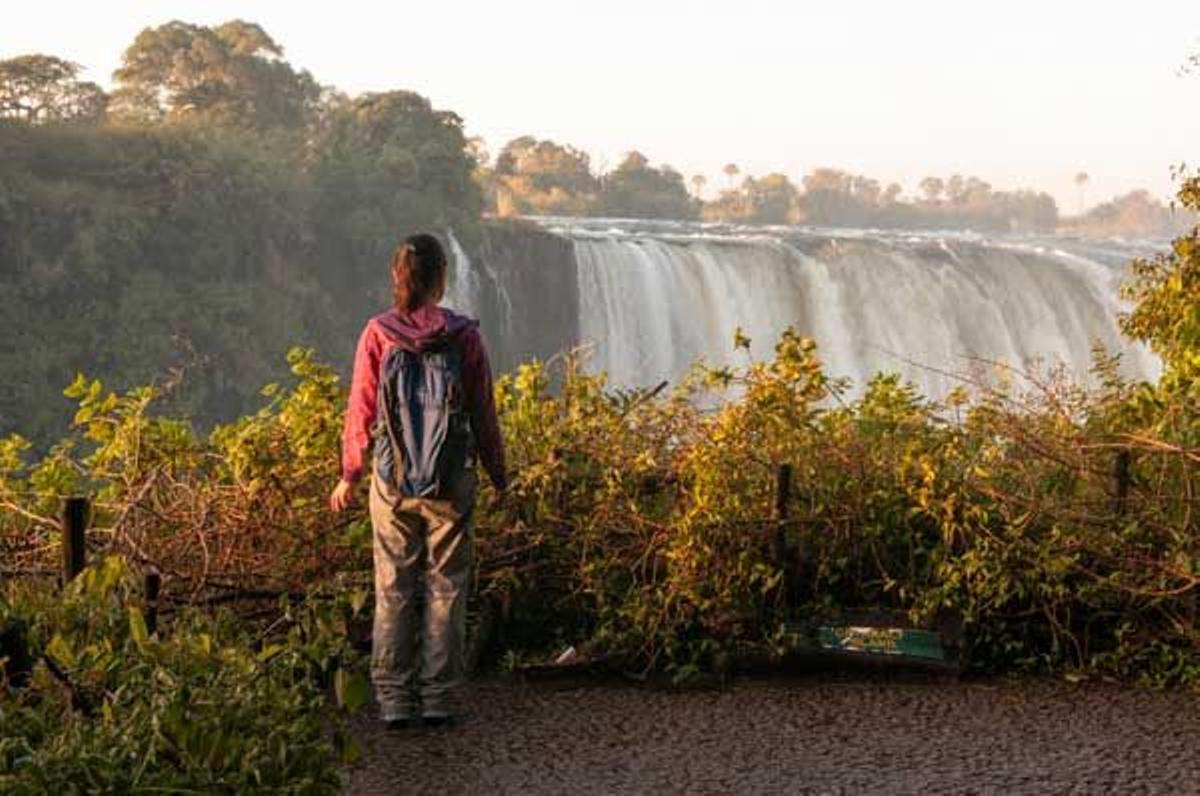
(341, 304), (507, 491)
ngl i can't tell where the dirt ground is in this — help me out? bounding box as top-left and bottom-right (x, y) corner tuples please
(344, 672), (1200, 795)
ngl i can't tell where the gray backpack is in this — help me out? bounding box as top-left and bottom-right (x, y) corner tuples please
(373, 343), (471, 497)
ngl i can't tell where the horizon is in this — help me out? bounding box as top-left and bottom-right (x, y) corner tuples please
(5, 1), (1200, 211)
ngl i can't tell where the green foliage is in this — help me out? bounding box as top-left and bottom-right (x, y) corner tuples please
(1, 348), (367, 594)
(490, 136), (600, 216)
(742, 173), (802, 224)
(595, 151), (698, 220)
(703, 168), (1060, 232)
(481, 138), (696, 221)
(0, 55), (106, 125)
(477, 130), (1072, 231)
(1, 25), (483, 445)
(307, 90), (483, 315)
(0, 120), (317, 442)
(110, 20), (320, 131)
(1067, 189), (1194, 238)
(0, 556), (366, 793)
(477, 326), (1198, 682)
(1121, 173), (1200, 438)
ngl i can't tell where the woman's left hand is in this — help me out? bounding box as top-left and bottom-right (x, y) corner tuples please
(329, 479), (355, 513)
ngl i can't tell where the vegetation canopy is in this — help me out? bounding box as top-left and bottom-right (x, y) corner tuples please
(0, 21), (481, 443)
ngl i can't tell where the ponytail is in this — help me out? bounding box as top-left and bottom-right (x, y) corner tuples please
(391, 233), (447, 313)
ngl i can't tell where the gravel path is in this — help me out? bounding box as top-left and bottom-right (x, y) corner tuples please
(345, 673), (1200, 794)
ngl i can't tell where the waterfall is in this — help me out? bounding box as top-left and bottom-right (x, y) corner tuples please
(573, 236), (815, 386)
(452, 219), (1160, 397)
(445, 229), (517, 351)
(443, 230), (481, 315)
(563, 221), (1160, 396)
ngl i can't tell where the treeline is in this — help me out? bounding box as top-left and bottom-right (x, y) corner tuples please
(0, 21), (481, 442)
(478, 135), (1193, 236)
(707, 169), (1061, 232)
(477, 136), (1061, 231)
(1061, 189), (1196, 238)
(482, 137), (696, 220)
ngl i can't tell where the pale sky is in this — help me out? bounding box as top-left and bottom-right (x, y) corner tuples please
(6, 1), (1200, 210)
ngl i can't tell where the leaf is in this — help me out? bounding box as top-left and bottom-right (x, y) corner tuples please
(128, 606), (150, 651)
(47, 633), (75, 668)
(333, 668), (369, 712)
(733, 327), (752, 351)
(349, 588), (369, 617)
(256, 643), (285, 662)
(334, 729), (362, 764)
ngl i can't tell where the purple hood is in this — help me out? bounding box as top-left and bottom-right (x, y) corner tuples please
(373, 304), (479, 353)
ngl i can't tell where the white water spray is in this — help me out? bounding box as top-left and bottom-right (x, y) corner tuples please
(443, 230), (480, 314)
(561, 221), (1160, 396)
(452, 219), (1159, 396)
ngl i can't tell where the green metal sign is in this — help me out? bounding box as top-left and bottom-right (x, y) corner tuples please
(817, 625), (949, 662)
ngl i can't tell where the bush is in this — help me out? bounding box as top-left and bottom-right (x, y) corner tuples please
(0, 556), (367, 793)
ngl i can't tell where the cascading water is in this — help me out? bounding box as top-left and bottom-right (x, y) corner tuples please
(445, 229), (520, 355)
(443, 230), (481, 314)
(453, 219), (1161, 396)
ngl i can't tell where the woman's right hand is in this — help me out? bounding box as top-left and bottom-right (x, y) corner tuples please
(329, 479), (355, 513)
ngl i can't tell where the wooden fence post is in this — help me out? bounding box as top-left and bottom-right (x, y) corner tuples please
(772, 463), (793, 567)
(60, 496), (89, 585)
(1112, 449), (1131, 518)
(143, 570), (162, 635)
(0, 619), (33, 688)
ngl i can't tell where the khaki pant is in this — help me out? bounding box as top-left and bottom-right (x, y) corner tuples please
(368, 467), (475, 716)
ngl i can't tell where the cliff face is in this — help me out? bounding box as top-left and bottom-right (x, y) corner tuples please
(471, 220), (579, 372)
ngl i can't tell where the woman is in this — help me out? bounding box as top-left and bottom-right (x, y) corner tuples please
(329, 233), (507, 728)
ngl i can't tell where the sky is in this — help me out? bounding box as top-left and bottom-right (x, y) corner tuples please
(5, 1), (1200, 210)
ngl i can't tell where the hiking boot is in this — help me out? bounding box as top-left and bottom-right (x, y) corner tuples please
(420, 709), (462, 728)
(381, 709), (420, 730)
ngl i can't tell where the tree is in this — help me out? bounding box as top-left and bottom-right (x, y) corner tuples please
(0, 55), (107, 124)
(1121, 174), (1200, 417)
(0, 120), (316, 440)
(742, 173), (799, 224)
(690, 173), (707, 199)
(110, 20), (320, 131)
(919, 176), (944, 204)
(1074, 171), (1090, 215)
(851, 175), (882, 207)
(946, 174), (967, 206)
(0, 81), (484, 441)
(308, 89), (481, 292)
(962, 177), (993, 211)
(465, 136), (490, 168)
(722, 163), (740, 190)
(596, 151), (696, 220)
(799, 168), (861, 225)
(491, 136), (600, 216)
(803, 168), (853, 195)
(1069, 189), (1189, 237)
